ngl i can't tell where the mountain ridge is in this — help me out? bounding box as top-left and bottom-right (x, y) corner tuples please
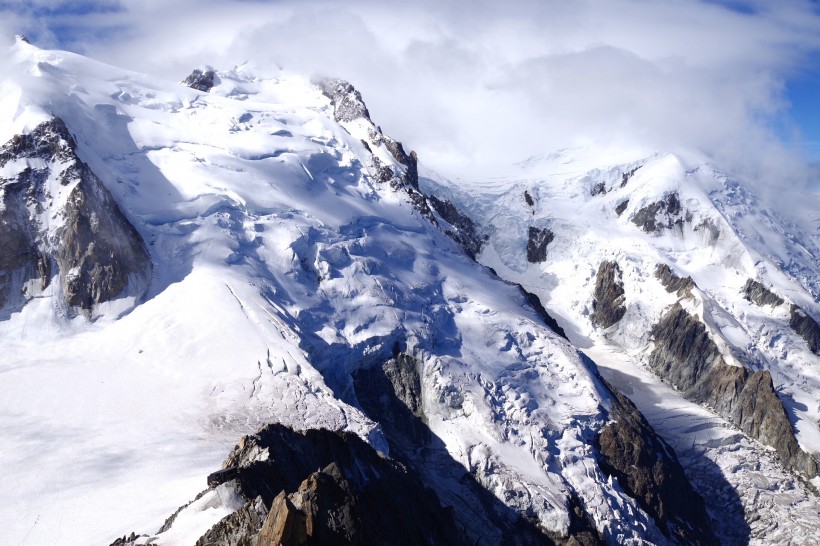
(1, 38), (818, 545)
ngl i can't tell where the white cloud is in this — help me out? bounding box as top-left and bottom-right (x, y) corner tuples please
(4, 0), (820, 185)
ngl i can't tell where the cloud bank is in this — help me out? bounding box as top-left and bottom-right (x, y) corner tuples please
(3, 0), (820, 183)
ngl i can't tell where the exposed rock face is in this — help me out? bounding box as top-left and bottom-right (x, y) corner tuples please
(207, 424), (464, 546)
(590, 261), (626, 329)
(352, 353), (430, 449)
(527, 226), (555, 263)
(524, 190), (535, 207)
(428, 195), (487, 259)
(655, 264), (696, 296)
(648, 304), (818, 478)
(631, 192), (686, 233)
(518, 286), (568, 340)
(614, 200), (628, 216)
(596, 378), (716, 545)
(316, 78), (371, 124)
(317, 78), (434, 221)
(590, 181), (607, 196)
(789, 305), (820, 356)
(620, 166), (641, 188)
(183, 68), (217, 92)
(0, 118), (150, 315)
(742, 279), (784, 307)
(196, 496), (267, 546)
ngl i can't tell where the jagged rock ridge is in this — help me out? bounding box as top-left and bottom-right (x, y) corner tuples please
(596, 377), (716, 545)
(648, 304), (818, 478)
(655, 264), (696, 296)
(317, 78), (435, 223)
(428, 195), (487, 259)
(203, 425), (463, 545)
(742, 279), (784, 307)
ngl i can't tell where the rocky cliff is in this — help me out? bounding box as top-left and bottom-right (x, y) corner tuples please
(648, 304), (818, 478)
(590, 261), (626, 329)
(0, 118), (150, 315)
(596, 377), (716, 545)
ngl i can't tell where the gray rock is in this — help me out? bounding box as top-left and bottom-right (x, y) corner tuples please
(590, 261), (626, 328)
(428, 196), (487, 259)
(789, 304), (820, 356)
(524, 190), (535, 207)
(316, 78), (371, 124)
(590, 181), (607, 196)
(317, 78), (435, 222)
(183, 68), (217, 92)
(352, 353), (430, 449)
(596, 377), (717, 545)
(527, 226), (555, 263)
(620, 166), (641, 188)
(741, 279), (784, 307)
(518, 286), (568, 340)
(0, 118), (151, 315)
(614, 200), (629, 216)
(196, 496), (267, 546)
(655, 264), (696, 296)
(631, 192), (685, 233)
(212, 424), (466, 546)
(648, 304), (818, 478)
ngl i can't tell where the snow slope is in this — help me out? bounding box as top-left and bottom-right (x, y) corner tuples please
(421, 147), (820, 544)
(0, 38), (686, 545)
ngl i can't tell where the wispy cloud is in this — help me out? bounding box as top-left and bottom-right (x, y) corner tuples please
(3, 0), (820, 184)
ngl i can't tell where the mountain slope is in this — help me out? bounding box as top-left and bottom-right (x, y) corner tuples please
(421, 148), (820, 544)
(0, 38), (716, 545)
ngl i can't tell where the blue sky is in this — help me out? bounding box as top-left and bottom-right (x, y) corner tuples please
(2, 0), (820, 178)
(785, 62), (820, 161)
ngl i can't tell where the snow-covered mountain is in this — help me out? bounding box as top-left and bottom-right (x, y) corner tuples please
(1, 35), (818, 546)
(422, 145), (820, 543)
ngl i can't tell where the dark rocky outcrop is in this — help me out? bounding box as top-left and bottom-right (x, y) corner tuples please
(0, 118), (150, 315)
(110, 532), (148, 545)
(317, 78), (434, 222)
(655, 264), (696, 296)
(428, 196), (487, 259)
(196, 496), (267, 546)
(742, 279), (784, 307)
(590, 261), (626, 329)
(207, 424), (464, 546)
(524, 190), (535, 207)
(620, 166), (641, 188)
(631, 193), (686, 233)
(648, 304), (818, 478)
(527, 226), (555, 263)
(519, 286), (568, 340)
(614, 200), (629, 216)
(789, 305), (820, 356)
(183, 68), (217, 92)
(590, 181), (607, 196)
(596, 378), (717, 545)
(316, 78), (371, 124)
(352, 353), (430, 449)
